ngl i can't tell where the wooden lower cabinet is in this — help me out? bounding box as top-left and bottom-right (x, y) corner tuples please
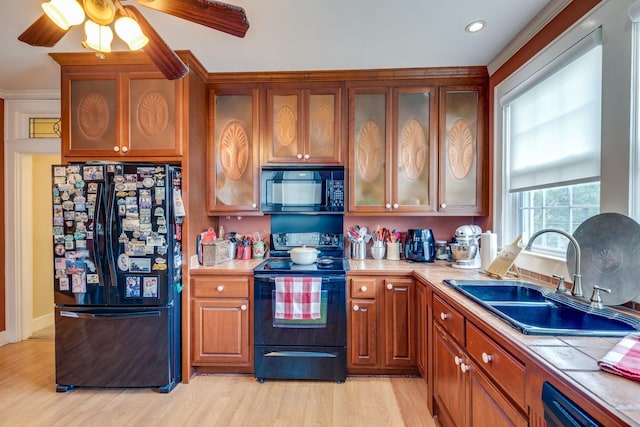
(432, 293), (527, 427)
(348, 275), (416, 374)
(191, 275), (252, 369)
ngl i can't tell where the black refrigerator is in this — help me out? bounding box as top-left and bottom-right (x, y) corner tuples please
(51, 162), (184, 393)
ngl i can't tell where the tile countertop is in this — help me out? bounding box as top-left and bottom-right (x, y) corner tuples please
(350, 259), (640, 426)
(189, 256), (640, 425)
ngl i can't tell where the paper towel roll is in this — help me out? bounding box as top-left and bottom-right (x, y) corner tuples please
(481, 231), (498, 271)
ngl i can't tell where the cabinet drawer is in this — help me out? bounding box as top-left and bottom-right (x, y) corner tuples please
(192, 277), (250, 298)
(350, 277), (377, 299)
(433, 295), (464, 344)
(467, 322), (525, 409)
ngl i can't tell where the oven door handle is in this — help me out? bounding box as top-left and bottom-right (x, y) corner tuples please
(258, 276), (345, 284)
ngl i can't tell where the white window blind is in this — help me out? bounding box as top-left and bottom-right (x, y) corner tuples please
(503, 29), (602, 193)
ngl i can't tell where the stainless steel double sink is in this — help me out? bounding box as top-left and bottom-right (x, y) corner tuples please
(443, 279), (640, 336)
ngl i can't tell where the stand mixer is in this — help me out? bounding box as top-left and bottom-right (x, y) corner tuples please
(450, 224), (482, 269)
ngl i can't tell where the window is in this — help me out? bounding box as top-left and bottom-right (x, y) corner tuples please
(501, 29), (602, 256)
(518, 183), (600, 256)
(29, 117), (61, 138)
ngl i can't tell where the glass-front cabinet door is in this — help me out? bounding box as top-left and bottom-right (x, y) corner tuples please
(127, 75), (182, 156)
(207, 88), (260, 215)
(393, 88), (437, 213)
(439, 86), (486, 215)
(349, 86), (436, 214)
(349, 88), (390, 213)
(265, 86), (342, 164)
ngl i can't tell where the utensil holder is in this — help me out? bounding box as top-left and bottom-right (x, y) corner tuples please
(386, 242), (400, 260)
(371, 242), (385, 260)
(351, 241), (366, 260)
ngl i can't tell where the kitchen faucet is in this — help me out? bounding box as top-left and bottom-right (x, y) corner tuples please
(524, 229), (584, 298)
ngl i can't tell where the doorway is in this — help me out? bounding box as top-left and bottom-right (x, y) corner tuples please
(2, 98), (60, 345)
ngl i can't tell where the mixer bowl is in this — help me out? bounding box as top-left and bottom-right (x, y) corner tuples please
(450, 243), (477, 261)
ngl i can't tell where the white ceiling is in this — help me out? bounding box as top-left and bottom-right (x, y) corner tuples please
(0, 0), (556, 94)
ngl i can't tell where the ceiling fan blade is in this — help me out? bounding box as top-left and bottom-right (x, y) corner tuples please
(124, 5), (188, 80)
(135, 0), (249, 38)
(18, 14), (69, 47)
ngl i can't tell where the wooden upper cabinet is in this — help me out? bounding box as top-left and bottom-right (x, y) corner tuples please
(264, 86), (342, 164)
(438, 85), (487, 215)
(62, 70), (183, 158)
(207, 87), (261, 215)
(349, 85), (436, 214)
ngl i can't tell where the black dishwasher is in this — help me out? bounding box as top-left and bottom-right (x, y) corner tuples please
(542, 382), (602, 427)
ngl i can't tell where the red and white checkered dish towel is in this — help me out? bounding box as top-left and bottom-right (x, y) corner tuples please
(598, 334), (640, 381)
(274, 277), (322, 320)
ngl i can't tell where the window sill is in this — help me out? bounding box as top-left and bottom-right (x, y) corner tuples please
(516, 251), (571, 283)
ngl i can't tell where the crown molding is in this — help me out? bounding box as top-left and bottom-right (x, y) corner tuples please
(0, 89), (59, 101)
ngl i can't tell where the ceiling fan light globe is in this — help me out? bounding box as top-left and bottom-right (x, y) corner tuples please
(115, 16), (148, 50)
(82, 20), (113, 52)
(42, 0), (85, 30)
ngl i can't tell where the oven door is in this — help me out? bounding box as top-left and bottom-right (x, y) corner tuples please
(254, 274), (346, 347)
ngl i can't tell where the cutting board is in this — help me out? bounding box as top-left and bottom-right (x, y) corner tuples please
(485, 235), (523, 279)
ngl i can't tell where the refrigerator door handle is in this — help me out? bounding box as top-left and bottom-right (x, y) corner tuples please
(60, 310), (162, 319)
(106, 182), (118, 289)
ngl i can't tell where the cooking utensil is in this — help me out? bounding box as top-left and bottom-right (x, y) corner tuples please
(566, 213), (640, 305)
(288, 246), (319, 265)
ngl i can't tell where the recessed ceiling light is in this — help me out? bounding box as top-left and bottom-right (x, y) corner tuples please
(465, 20), (486, 33)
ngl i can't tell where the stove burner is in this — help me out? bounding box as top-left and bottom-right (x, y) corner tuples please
(255, 257), (349, 274)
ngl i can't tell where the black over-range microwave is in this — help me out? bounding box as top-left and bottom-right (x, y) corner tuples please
(260, 166), (345, 214)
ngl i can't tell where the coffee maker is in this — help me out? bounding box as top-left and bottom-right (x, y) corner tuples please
(404, 229), (436, 262)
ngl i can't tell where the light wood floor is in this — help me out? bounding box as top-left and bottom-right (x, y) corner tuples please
(0, 339), (435, 426)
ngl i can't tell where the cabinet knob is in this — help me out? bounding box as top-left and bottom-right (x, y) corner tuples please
(353, 304), (360, 311)
(440, 312), (448, 321)
(113, 146), (120, 152)
(217, 285), (224, 292)
(386, 283), (393, 290)
(385, 203), (391, 209)
(121, 146), (128, 153)
(460, 363), (470, 373)
(454, 356), (463, 365)
(251, 203), (257, 209)
(441, 203), (447, 209)
(481, 352), (493, 364)
(297, 153), (303, 159)
(241, 304), (247, 311)
(392, 203), (399, 209)
(360, 286), (367, 292)
(304, 154), (310, 160)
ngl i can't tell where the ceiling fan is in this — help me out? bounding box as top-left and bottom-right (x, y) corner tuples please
(18, 0), (250, 80)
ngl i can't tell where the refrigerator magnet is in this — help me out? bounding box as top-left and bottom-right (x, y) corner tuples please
(84, 259), (96, 272)
(117, 254), (130, 271)
(129, 258), (151, 273)
(86, 273), (99, 284)
(53, 166), (66, 176)
(143, 277), (158, 298)
(59, 277), (69, 291)
(71, 273), (86, 293)
(125, 277), (141, 298)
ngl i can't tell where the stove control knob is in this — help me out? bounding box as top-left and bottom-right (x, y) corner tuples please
(353, 305), (360, 311)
